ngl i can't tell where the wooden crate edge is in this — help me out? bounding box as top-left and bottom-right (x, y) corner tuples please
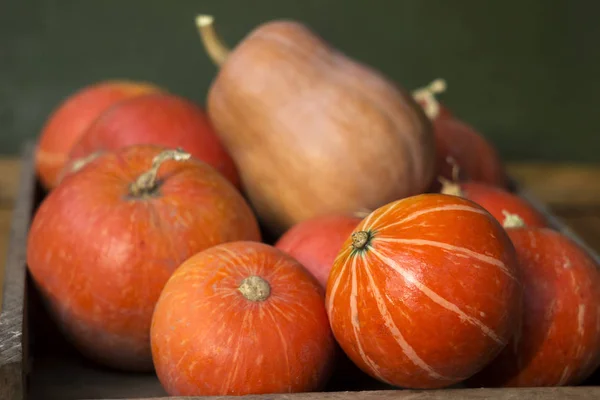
(0, 142), (36, 399)
(97, 386), (600, 399)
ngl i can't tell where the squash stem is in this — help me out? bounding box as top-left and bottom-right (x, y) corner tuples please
(239, 276), (271, 302)
(412, 78), (447, 120)
(196, 15), (231, 66)
(129, 148), (191, 197)
(502, 211), (526, 229)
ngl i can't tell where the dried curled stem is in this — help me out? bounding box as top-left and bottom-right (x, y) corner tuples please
(438, 157), (465, 197)
(129, 148), (191, 197)
(502, 210), (526, 229)
(196, 14), (231, 66)
(413, 78), (447, 120)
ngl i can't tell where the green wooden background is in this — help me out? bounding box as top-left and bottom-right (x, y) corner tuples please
(1, 0), (598, 161)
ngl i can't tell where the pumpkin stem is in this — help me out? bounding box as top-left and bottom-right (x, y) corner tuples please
(129, 148), (191, 197)
(239, 276), (271, 302)
(502, 210), (526, 229)
(438, 157), (464, 197)
(57, 150), (104, 184)
(412, 78), (447, 120)
(352, 208), (373, 219)
(352, 231), (372, 250)
(196, 15), (231, 66)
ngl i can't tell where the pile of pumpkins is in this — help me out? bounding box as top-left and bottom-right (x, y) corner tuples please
(26, 14), (600, 396)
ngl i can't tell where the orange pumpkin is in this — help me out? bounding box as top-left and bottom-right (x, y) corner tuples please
(468, 225), (600, 387)
(151, 241), (336, 396)
(26, 145), (261, 371)
(35, 80), (161, 189)
(326, 194), (522, 389)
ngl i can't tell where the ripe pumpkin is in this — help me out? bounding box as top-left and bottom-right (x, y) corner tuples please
(275, 214), (363, 288)
(414, 79), (508, 189)
(440, 178), (548, 228)
(151, 241), (336, 396)
(66, 92), (240, 189)
(26, 145), (261, 371)
(468, 223), (600, 387)
(196, 15), (435, 236)
(326, 193), (522, 389)
(35, 80), (161, 190)
(433, 118), (508, 188)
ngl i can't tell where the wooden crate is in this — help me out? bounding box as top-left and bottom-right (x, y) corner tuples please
(2, 141), (600, 399)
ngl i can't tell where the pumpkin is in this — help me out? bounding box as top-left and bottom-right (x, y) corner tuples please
(414, 79), (508, 189)
(151, 241), (336, 396)
(468, 221), (600, 387)
(196, 15), (435, 235)
(275, 214), (363, 288)
(35, 80), (161, 190)
(439, 174), (548, 228)
(326, 193), (522, 389)
(26, 145), (261, 371)
(65, 92), (240, 189)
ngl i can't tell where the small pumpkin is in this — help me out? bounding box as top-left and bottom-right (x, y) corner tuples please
(196, 15), (435, 235)
(326, 194), (522, 389)
(66, 92), (241, 189)
(414, 79), (508, 189)
(468, 219), (600, 387)
(275, 214), (363, 288)
(35, 80), (161, 190)
(27, 145), (261, 371)
(151, 241), (336, 396)
(439, 170), (548, 228)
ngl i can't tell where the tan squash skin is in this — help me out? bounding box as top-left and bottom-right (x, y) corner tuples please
(198, 16), (435, 235)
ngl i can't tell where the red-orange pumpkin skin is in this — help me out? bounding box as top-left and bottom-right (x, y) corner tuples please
(35, 80), (161, 190)
(275, 215), (362, 288)
(151, 241), (336, 396)
(443, 181), (548, 228)
(67, 92), (240, 189)
(433, 118), (508, 189)
(326, 194), (522, 389)
(26, 145), (261, 371)
(467, 228), (600, 387)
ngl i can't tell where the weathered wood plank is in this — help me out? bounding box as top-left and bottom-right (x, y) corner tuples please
(0, 143), (36, 400)
(118, 386), (600, 400)
(507, 162), (600, 208)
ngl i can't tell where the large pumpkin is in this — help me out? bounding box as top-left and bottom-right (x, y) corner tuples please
(196, 15), (435, 235)
(26, 145), (261, 371)
(151, 241), (336, 396)
(326, 194), (522, 389)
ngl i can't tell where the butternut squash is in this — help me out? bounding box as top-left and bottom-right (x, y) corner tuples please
(197, 15), (435, 235)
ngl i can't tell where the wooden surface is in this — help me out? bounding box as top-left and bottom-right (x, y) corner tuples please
(129, 387), (600, 400)
(0, 147), (35, 400)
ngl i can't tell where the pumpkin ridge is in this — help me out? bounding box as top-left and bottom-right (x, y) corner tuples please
(368, 246), (504, 345)
(360, 255), (452, 382)
(378, 204), (488, 232)
(375, 237), (515, 281)
(326, 247), (352, 317)
(348, 256), (388, 383)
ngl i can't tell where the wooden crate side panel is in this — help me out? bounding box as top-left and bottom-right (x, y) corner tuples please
(0, 142), (36, 400)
